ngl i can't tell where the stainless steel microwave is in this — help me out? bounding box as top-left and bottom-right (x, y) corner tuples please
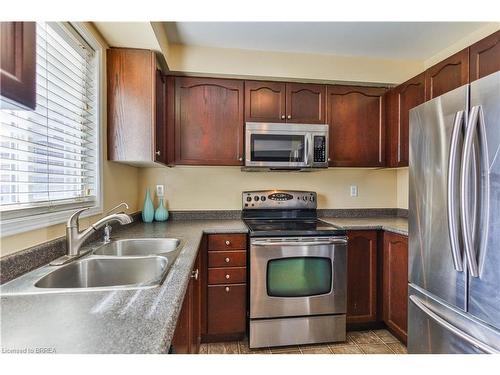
(244, 122), (329, 171)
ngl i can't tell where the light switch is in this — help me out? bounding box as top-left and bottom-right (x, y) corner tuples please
(350, 185), (358, 197)
(156, 185), (165, 197)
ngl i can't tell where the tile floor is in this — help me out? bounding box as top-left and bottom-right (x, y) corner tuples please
(199, 329), (408, 354)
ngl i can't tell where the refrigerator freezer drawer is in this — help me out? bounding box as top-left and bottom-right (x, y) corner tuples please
(408, 284), (500, 354)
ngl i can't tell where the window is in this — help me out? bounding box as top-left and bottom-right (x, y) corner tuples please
(0, 22), (101, 236)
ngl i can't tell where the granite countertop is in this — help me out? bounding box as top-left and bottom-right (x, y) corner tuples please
(0, 219), (247, 354)
(0, 215), (407, 354)
(321, 217), (408, 236)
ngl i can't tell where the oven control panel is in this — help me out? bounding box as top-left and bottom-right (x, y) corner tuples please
(243, 190), (317, 209)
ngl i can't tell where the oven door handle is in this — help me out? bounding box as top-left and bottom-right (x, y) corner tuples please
(252, 239), (347, 246)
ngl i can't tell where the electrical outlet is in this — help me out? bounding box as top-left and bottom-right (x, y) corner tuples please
(156, 185), (165, 197)
(350, 185), (358, 197)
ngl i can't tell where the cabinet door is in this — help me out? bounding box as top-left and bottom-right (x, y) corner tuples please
(469, 30), (500, 82)
(346, 230), (378, 324)
(190, 251), (201, 353)
(386, 73), (426, 167)
(244, 80), (286, 122)
(107, 48), (156, 163)
(383, 232), (408, 344)
(425, 48), (469, 100)
(327, 86), (386, 167)
(0, 22), (36, 110)
(175, 77), (244, 165)
(207, 284), (246, 335)
(154, 70), (167, 164)
(285, 83), (326, 123)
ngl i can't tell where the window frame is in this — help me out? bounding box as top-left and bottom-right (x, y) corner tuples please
(0, 22), (104, 237)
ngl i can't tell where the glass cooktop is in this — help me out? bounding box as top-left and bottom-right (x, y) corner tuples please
(244, 219), (346, 237)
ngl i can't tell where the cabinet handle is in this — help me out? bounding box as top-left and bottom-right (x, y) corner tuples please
(225, 287), (230, 292)
(238, 157), (243, 162)
(281, 115), (285, 120)
(328, 157), (331, 162)
(155, 150), (161, 156)
(225, 240), (231, 246)
(225, 274), (230, 279)
(225, 257), (230, 263)
(190, 269), (199, 280)
(287, 115), (291, 119)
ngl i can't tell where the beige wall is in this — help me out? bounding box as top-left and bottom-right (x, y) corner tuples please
(0, 24), (140, 258)
(138, 167), (398, 211)
(396, 168), (409, 209)
(167, 44), (423, 85)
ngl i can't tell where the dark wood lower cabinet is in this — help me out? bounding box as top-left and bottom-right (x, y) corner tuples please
(207, 284), (246, 336)
(171, 250), (201, 353)
(382, 232), (409, 344)
(346, 230), (378, 324)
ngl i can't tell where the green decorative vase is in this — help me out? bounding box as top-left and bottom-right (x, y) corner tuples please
(142, 189), (154, 223)
(154, 197), (169, 222)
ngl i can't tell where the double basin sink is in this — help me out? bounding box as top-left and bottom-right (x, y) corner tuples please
(32, 238), (183, 292)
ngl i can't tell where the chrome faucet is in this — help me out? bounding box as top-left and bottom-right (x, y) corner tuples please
(51, 203), (133, 265)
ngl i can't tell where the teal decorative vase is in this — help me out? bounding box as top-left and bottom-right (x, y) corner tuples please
(142, 189), (154, 223)
(154, 197), (169, 222)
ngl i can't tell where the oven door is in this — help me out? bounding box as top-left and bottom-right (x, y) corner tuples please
(250, 236), (347, 319)
(245, 123), (311, 168)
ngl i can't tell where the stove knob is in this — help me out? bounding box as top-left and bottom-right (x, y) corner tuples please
(302, 196), (307, 201)
(246, 196), (252, 202)
(254, 196), (260, 201)
(260, 196), (266, 201)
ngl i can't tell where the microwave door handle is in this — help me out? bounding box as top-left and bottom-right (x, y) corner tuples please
(304, 135), (311, 166)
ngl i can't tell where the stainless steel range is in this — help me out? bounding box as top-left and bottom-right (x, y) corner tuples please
(242, 190), (347, 348)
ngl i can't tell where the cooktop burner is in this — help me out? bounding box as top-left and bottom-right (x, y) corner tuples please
(244, 218), (345, 237)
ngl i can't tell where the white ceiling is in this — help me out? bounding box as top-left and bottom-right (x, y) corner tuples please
(164, 22), (487, 60)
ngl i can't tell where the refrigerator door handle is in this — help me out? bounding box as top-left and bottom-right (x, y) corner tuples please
(447, 110), (464, 272)
(460, 105), (480, 277)
(409, 295), (499, 354)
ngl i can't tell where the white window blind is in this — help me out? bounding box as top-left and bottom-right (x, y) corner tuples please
(0, 22), (99, 220)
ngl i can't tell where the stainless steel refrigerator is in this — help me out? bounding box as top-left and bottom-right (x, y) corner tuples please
(408, 70), (500, 354)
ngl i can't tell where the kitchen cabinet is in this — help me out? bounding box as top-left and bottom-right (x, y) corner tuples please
(0, 22), (36, 110)
(469, 30), (500, 82)
(425, 48), (469, 101)
(386, 73), (426, 167)
(204, 233), (247, 341)
(346, 230), (378, 324)
(245, 81), (326, 124)
(172, 77), (244, 165)
(107, 48), (167, 166)
(171, 249), (201, 353)
(327, 86), (386, 167)
(382, 232), (408, 344)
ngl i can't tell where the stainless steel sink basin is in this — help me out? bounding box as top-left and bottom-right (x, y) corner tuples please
(93, 238), (181, 256)
(34, 257), (168, 289)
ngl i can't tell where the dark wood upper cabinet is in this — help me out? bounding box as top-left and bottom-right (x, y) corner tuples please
(386, 73), (426, 168)
(0, 22), (36, 110)
(173, 77), (244, 165)
(382, 232), (408, 344)
(107, 48), (167, 166)
(469, 30), (500, 82)
(347, 230), (378, 324)
(286, 83), (326, 123)
(327, 85), (386, 167)
(425, 48), (469, 101)
(245, 80), (286, 122)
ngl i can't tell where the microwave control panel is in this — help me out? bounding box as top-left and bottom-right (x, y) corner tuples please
(313, 136), (326, 163)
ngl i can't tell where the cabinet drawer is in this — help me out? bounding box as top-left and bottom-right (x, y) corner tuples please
(207, 284), (247, 335)
(208, 234), (247, 251)
(208, 251), (247, 268)
(208, 267), (246, 285)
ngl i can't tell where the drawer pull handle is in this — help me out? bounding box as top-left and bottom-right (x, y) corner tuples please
(225, 240), (231, 246)
(225, 274), (230, 279)
(225, 257), (230, 263)
(190, 269), (199, 280)
(225, 287), (230, 292)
